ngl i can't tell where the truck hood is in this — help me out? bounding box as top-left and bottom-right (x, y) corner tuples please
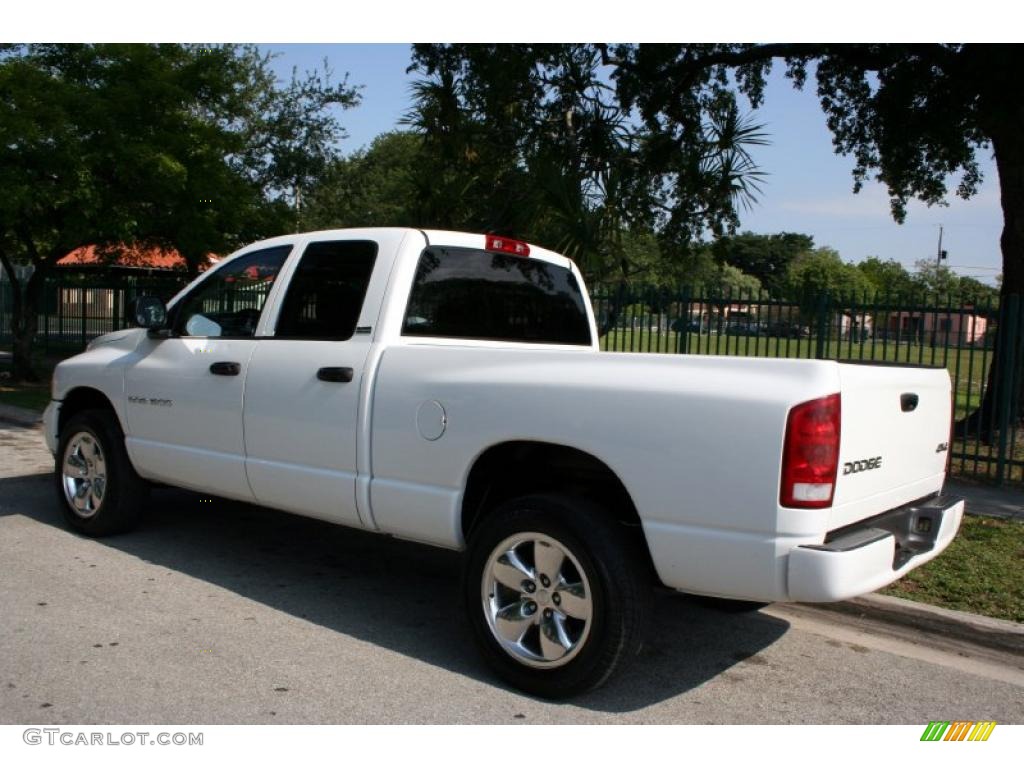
(86, 327), (147, 351)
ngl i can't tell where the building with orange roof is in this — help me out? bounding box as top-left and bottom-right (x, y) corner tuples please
(57, 244), (218, 273)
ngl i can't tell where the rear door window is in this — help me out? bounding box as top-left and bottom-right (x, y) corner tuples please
(402, 247), (591, 345)
(274, 240), (378, 340)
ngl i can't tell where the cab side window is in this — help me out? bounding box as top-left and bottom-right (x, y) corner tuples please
(275, 241), (378, 340)
(172, 246), (292, 338)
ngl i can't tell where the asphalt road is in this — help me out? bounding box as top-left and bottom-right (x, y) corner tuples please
(1, 422), (1022, 724)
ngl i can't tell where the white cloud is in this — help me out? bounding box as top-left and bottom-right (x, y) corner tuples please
(778, 187), (893, 219)
(776, 181), (1001, 222)
(774, 184), (999, 222)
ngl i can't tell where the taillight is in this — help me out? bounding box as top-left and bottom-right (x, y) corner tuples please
(485, 234), (530, 257)
(780, 393), (841, 508)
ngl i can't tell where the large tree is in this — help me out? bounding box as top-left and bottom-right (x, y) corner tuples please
(406, 44), (769, 287)
(404, 44), (772, 336)
(605, 43), (1022, 434)
(607, 45), (1020, 280)
(0, 44), (357, 380)
(711, 231), (813, 294)
(856, 256), (917, 298)
(785, 247), (874, 301)
(406, 45), (1020, 294)
(304, 131), (423, 229)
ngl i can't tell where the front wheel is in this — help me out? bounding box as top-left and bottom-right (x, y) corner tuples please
(55, 409), (147, 536)
(464, 494), (650, 698)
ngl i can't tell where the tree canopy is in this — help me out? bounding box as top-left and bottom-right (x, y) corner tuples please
(604, 44), (1022, 296)
(784, 247), (874, 300)
(399, 44), (1013, 305)
(404, 44), (769, 284)
(0, 43), (357, 379)
(710, 231), (813, 294)
(855, 257), (917, 298)
(304, 131), (422, 230)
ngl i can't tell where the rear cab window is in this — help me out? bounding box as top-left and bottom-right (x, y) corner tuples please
(402, 247), (592, 346)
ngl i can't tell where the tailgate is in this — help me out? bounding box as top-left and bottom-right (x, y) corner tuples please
(829, 362), (952, 530)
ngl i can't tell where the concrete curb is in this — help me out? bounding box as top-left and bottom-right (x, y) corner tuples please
(0, 403), (43, 429)
(811, 593), (1024, 655)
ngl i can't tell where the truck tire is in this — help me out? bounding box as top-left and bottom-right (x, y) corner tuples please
(464, 493), (650, 698)
(55, 409), (147, 536)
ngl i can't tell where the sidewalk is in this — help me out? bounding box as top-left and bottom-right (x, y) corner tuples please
(0, 348), (41, 428)
(0, 401), (43, 428)
(0, 352), (43, 427)
(946, 479), (1024, 521)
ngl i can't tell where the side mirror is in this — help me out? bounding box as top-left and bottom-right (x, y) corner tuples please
(133, 296), (168, 330)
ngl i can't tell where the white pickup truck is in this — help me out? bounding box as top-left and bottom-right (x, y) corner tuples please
(44, 228), (964, 697)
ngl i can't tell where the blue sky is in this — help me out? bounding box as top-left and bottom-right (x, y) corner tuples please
(265, 43), (1003, 285)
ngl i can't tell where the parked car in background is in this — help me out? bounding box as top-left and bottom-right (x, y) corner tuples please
(767, 322), (811, 339)
(725, 321), (765, 337)
(670, 318), (704, 333)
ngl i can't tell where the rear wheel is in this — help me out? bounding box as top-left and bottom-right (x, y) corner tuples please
(464, 494), (650, 698)
(55, 409), (147, 536)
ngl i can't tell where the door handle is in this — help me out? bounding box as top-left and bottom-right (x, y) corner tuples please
(209, 361), (241, 376)
(317, 366), (354, 383)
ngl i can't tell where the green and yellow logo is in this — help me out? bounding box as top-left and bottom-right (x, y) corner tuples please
(921, 721), (996, 741)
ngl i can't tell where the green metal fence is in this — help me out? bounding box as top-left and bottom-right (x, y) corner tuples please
(0, 275), (187, 355)
(591, 285), (1022, 486)
(3, 276), (1023, 485)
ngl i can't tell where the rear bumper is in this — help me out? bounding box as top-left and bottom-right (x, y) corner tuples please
(787, 494), (964, 602)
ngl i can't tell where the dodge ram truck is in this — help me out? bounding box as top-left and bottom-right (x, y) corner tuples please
(44, 227), (964, 697)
